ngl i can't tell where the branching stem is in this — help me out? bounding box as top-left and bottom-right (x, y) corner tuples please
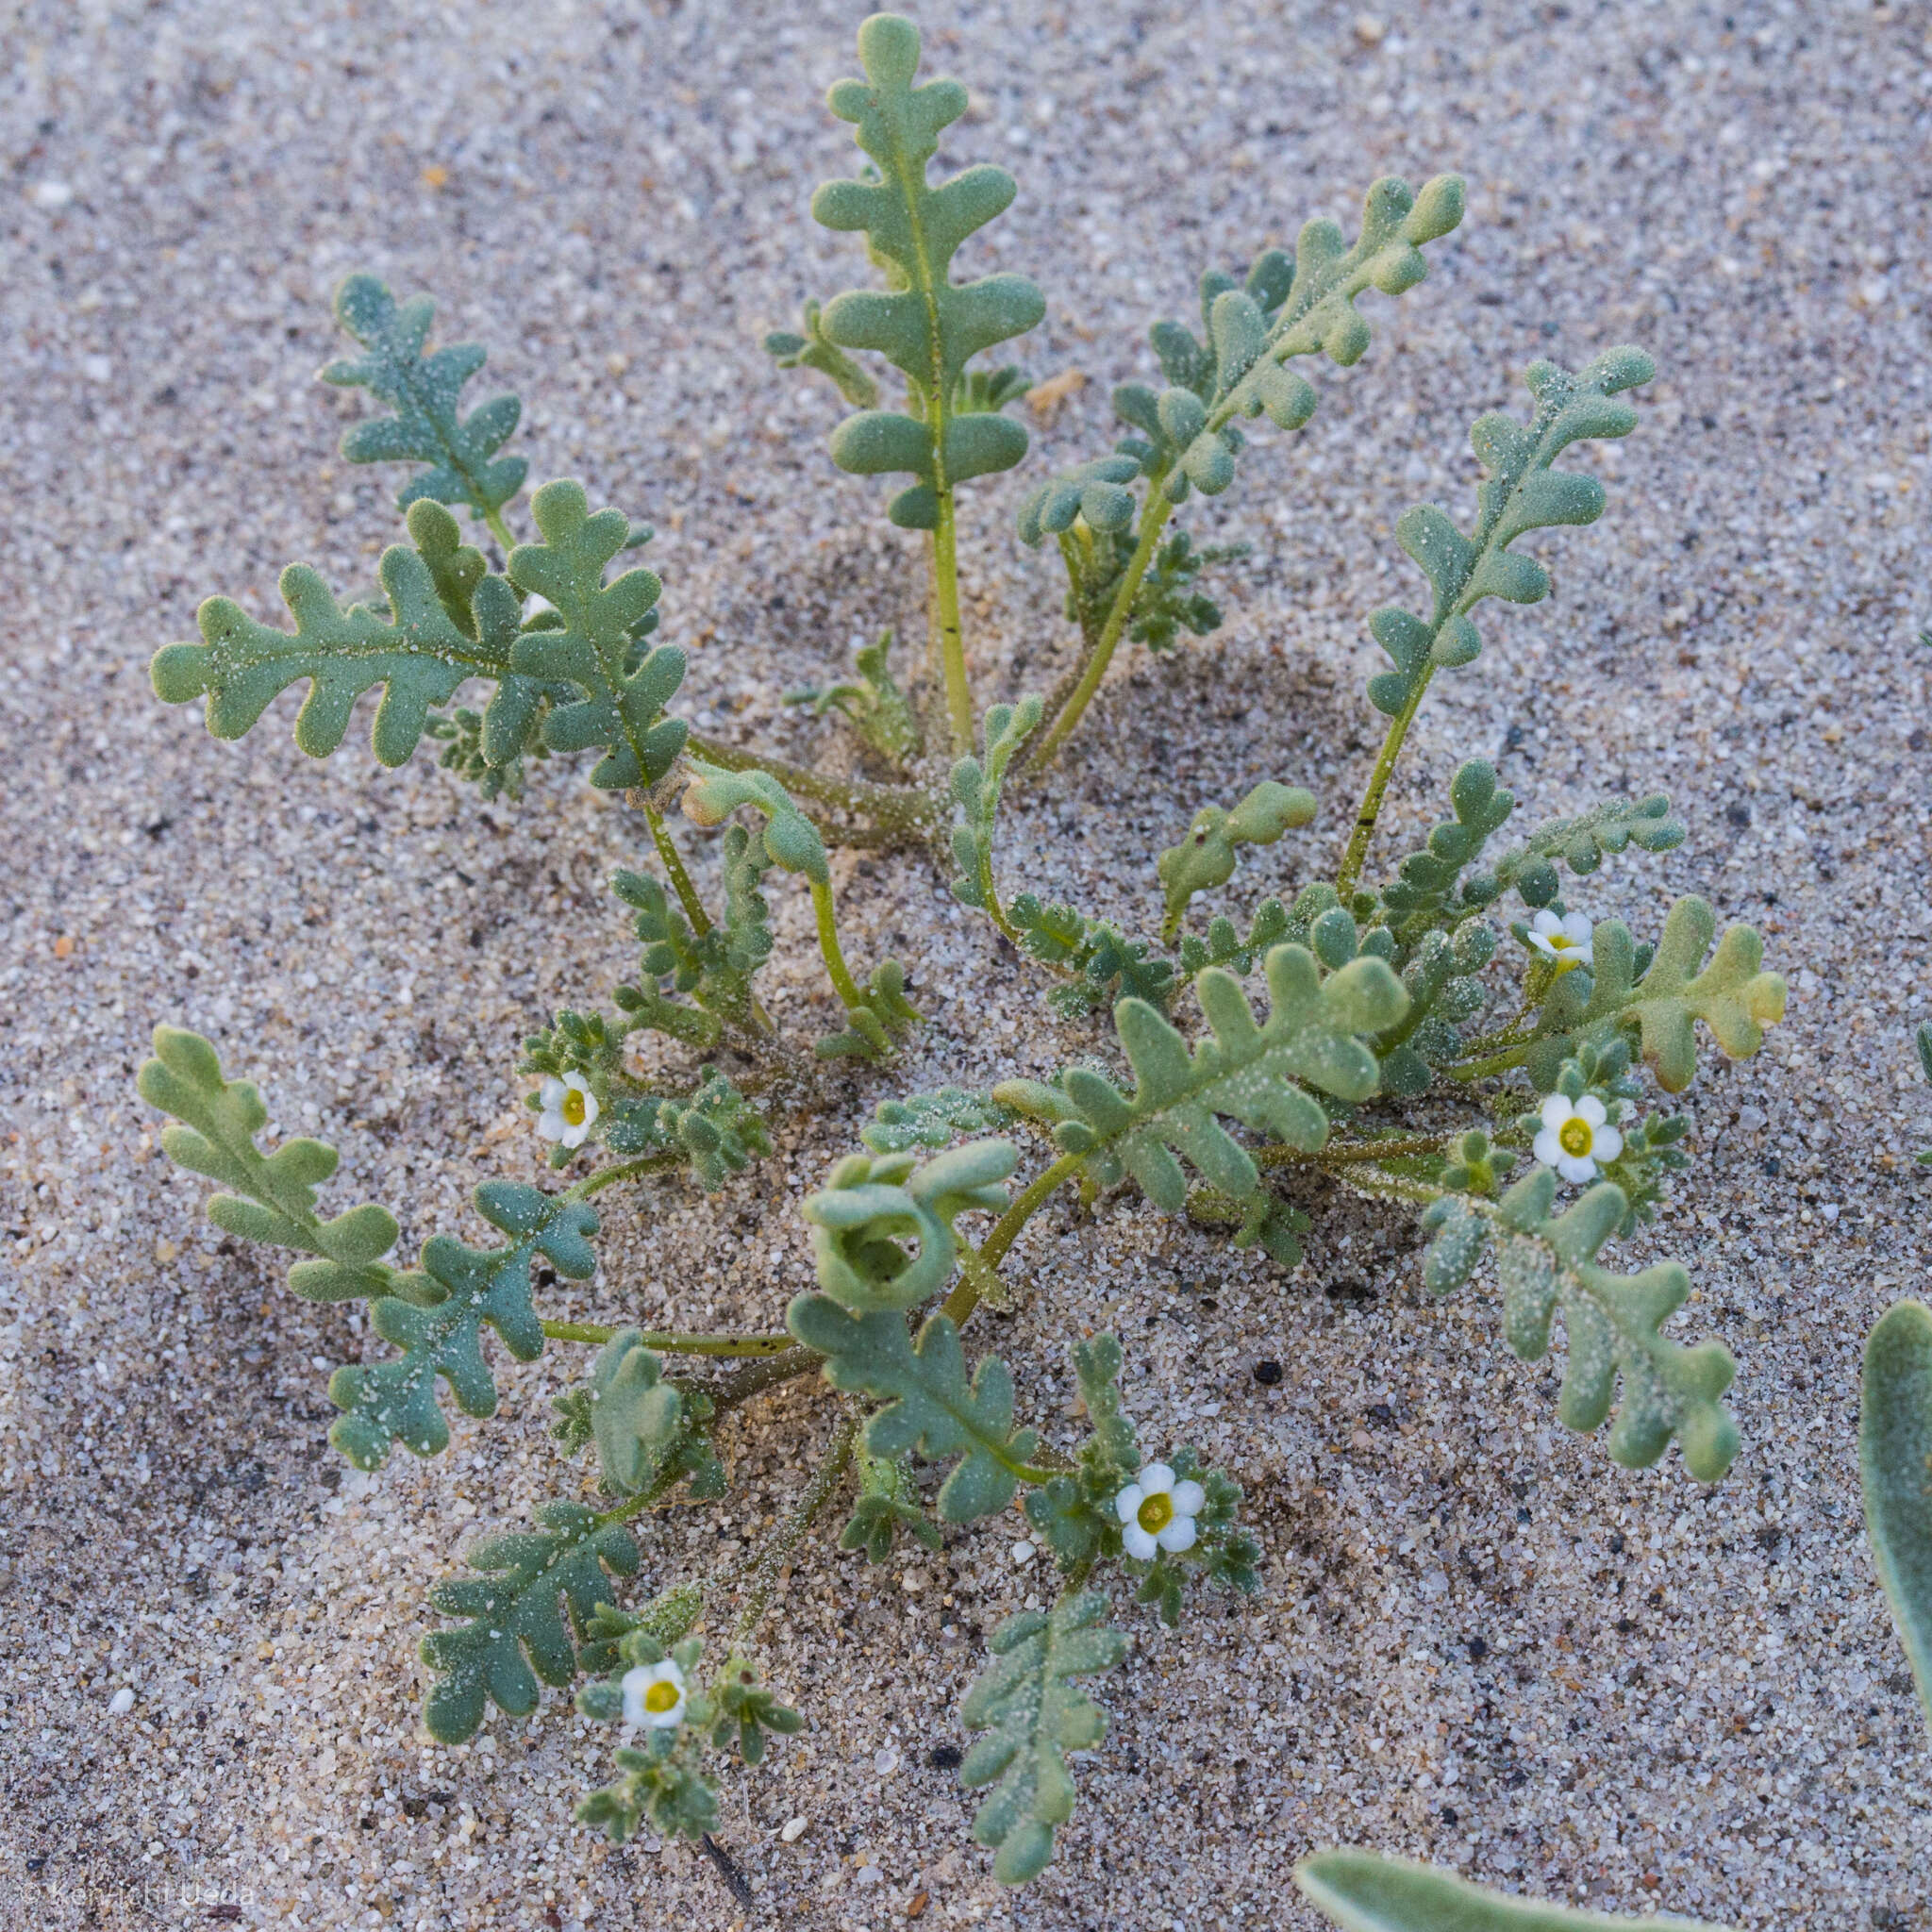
(1257, 1133), (1452, 1169)
(1029, 482), (1174, 772)
(730, 1413), (858, 1644)
(540, 1321), (796, 1356)
(642, 799), (713, 937)
(686, 731), (939, 836)
(941, 1150), (1086, 1328)
(567, 1153), (684, 1201)
(932, 492), (974, 757)
(1336, 663), (1435, 900)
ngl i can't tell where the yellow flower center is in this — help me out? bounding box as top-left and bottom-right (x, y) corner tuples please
(1136, 1491), (1174, 1536)
(1558, 1118), (1593, 1158)
(643, 1679), (679, 1714)
(1549, 933), (1581, 953)
(561, 1088), (587, 1126)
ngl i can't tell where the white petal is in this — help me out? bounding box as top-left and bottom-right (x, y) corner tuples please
(1575, 1094), (1607, 1128)
(579, 1089), (601, 1128)
(1541, 1094), (1574, 1133)
(1591, 1126), (1624, 1163)
(537, 1108), (568, 1141)
(541, 1076), (567, 1108)
(1170, 1480), (1206, 1519)
(564, 1072), (591, 1098)
(560, 1120), (591, 1149)
(1136, 1462), (1176, 1496)
(620, 1665), (653, 1727)
(1561, 912), (1593, 947)
(1527, 933), (1557, 958)
(1531, 911), (1563, 938)
(1157, 1516), (1198, 1555)
(1122, 1522), (1158, 1562)
(1557, 1154), (1598, 1185)
(1114, 1485), (1146, 1525)
(1533, 1129), (1563, 1168)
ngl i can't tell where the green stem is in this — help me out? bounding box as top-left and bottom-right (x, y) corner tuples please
(809, 878), (866, 1011)
(941, 1150), (1085, 1328)
(708, 1344), (823, 1412)
(566, 1153), (683, 1201)
(1445, 1043), (1534, 1083)
(1336, 663), (1435, 901)
(484, 504), (516, 554)
(1027, 482), (1174, 773)
(731, 1414), (858, 1645)
(540, 1321), (795, 1355)
(932, 491), (974, 757)
(1257, 1133), (1452, 1169)
(642, 800), (712, 937)
(686, 731), (939, 835)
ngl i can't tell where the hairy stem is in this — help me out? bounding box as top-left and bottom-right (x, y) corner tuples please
(932, 492), (974, 757)
(708, 1344), (824, 1413)
(686, 730), (939, 835)
(1445, 1043), (1534, 1083)
(642, 800), (713, 937)
(731, 1412), (859, 1644)
(1257, 1133), (1452, 1169)
(1028, 484), (1174, 772)
(567, 1153), (684, 1201)
(540, 1321), (796, 1355)
(940, 1150), (1086, 1328)
(483, 504), (516, 554)
(1336, 663), (1435, 900)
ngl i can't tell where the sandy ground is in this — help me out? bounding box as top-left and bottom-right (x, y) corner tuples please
(4, 1), (1931, 1927)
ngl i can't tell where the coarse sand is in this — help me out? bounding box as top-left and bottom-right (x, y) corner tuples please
(3, 2), (1931, 1927)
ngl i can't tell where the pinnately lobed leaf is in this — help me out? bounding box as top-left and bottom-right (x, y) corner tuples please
(959, 1589), (1127, 1885)
(808, 13), (1045, 527)
(1860, 1301), (1932, 1738)
(322, 273), (528, 519)
(1295, 1848), (1733, 1931)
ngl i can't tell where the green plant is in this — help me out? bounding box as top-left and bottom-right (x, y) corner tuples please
(139, 12), (1789, 1892)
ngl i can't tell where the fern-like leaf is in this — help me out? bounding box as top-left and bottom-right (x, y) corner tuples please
(765, 297), (880, 408)
(418, 1501), (639, 1742)
(506, 481), (688, 789)
(152, 501), (526, 768)
(958, 1589), (1127, 1885)
(1366, 346), (1654, 720)
(1156, 779), (1316, 940)
(784, 1299), (1040, 1524)
(327, 1181), (599, 1470)
(783, 630), (922, 767)
(137, 1025), (398, 1303)
(322, 274), (526, 520)
(809, 14), (1045, 528)
(995, 946), (1407, 1248)
(861, 1086), (1014, 1154)
(1525, 895), (1786, 1093)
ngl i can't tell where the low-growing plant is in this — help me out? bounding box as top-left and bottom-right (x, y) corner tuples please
(139, 13), (1789, 1890)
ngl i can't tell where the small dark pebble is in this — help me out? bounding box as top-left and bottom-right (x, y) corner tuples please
(1467, 1635), (1488, 1663)
(1609, 1532), (1625, 1554)
(1440, 1807), (1458, 1826)
(928, 1742), (962, 1770)
(1253, 1360), (1282, 1386)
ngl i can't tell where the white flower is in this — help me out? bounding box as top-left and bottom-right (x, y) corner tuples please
(1525, 908), (1593, 973)
(1114, 1461), (1206, 1562)
(1533, 1092), (1624, 1185)
(620, 1657), (687, 1729)
(537, 1073), (600, 1148)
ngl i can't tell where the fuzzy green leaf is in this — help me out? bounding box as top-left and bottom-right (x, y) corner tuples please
(1007, 896), (1178, 1018)
(504, 481), (688, 789)
(1860, 1301), (1932, 1740)
(137, 1024), (398, 1304)
(861, 1086), (1014, 1154)
(152, 502), (525, 769)
(321, 274), (526, 519)
(1491, 792), (1685, 909)
(784, 630), (922, 766)
(785, 1298), (1040, 1524)
(958, 1589), (1127, 1885)
(613, 834), (774, 1046)
(809, 14), (1045, 527)
(951, 696), (1044, 914)
(1526, 896), (1786, 1094)
(765, 297), (880, 408)
(998, 946), (1407, 1234)
(418, 1501), (639, 1743)
(1365, 346), (1653, 718)
(1295, 1849), (1732, 1931)
(327, 1181), (599, 1470)
(1158, 779), (1316, 938)
(805, 1140), (1017, 1312)
(681, 761), (829, 883)
(1493, 1168), (1737, 1480)
(841, 1440), (944, 1564)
